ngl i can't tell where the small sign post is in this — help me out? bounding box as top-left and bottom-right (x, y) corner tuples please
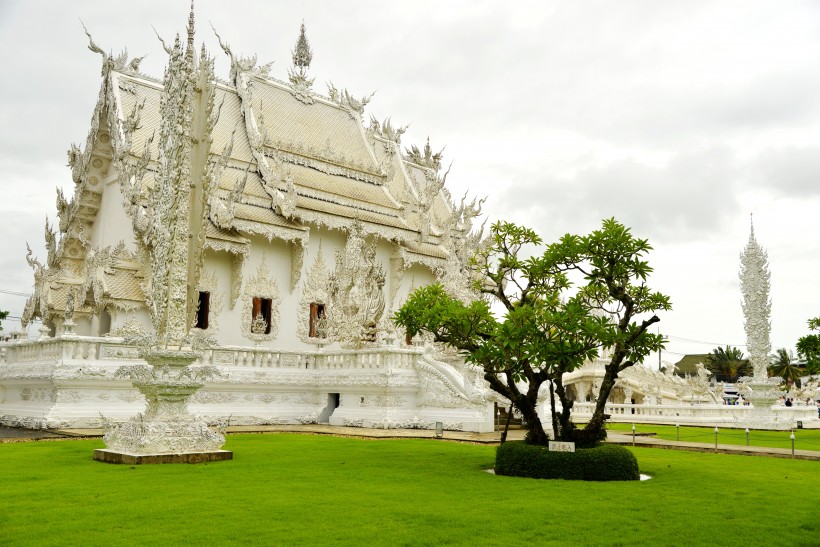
(548, 441), (576, 453)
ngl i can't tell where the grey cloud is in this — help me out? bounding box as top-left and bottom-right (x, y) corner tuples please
(3, 0), (820, 349)
(750, 146), (820, 197)
(0, 209), (46, 289)
(498, 146), (741, 243)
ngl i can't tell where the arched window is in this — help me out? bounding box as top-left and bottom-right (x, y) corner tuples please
(252, 297), (273, 335)
(195, 291), (210, 330)
(309, 302), (326, 338)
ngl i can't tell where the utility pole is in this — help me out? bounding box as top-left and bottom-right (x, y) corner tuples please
(658, 327), (662, 370)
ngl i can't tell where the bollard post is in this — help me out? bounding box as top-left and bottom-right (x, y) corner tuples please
(745, 427), (750, 447)
(790, 431), (795, 459)
(676, 422), (680, 442)
(714, 426), (719, 450)
(632, 423), (636, 447)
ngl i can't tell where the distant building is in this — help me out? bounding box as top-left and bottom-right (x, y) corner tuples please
(671, 354), (710, 377)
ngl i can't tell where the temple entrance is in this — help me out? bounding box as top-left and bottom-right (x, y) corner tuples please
(318, 393), (340, 423)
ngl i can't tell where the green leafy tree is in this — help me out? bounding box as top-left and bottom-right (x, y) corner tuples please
(0, 310), (8, 331)
(704, 346), (751, 382)
(768, 348), (802, 388)
(796, 317), (820, 375)
(394, 219), (670, 446)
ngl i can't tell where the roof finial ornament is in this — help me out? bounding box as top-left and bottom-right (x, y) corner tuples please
(291, 21), (313, 78)
(187, 0), (196, 49)
(288, 21), (315, 102)
(80, 21), (145, 82)
(80, 20), (105, 58)
(750, 212), (755, 241)
(185, 0), (196, 67)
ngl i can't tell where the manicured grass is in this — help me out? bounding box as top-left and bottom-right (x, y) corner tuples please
(606, 423), (820, 451)
(0, 434), (817, 545)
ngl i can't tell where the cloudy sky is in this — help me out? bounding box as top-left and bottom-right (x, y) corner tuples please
(1, 0), (819, 365)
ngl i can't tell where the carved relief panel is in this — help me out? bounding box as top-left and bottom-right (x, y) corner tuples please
(240, 256), (281, 343)
(297, 243), (330, 343)
(325, 223), (386, 348)
(195, 269), (225, 334)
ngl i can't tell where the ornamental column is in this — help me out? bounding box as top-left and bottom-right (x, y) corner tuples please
(94, 6), (231, 463)
(736, 217), (787, 429)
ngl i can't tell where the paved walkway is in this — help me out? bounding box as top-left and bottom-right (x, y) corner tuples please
(604, 432), (819, 461)
(0, 426), (64, 440)
(1, 424), (818, 460)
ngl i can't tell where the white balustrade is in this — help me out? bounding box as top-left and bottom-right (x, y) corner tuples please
(565, 401), (817, 425)
(0, 336), (140, 364)
(0, 336), (428, 373)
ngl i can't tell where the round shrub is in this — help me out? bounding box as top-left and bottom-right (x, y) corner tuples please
(495, 442), (639, 481)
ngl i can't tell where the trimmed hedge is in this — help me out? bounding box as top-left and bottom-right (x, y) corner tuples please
(495, 442), (639, 481)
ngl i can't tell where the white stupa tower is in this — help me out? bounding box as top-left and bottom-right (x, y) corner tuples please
(736, 216), (788, 429)
(739, 215), (771, 380)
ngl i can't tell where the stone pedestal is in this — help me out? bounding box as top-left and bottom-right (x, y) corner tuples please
(736, 377), (792, 430)
(93, 448), (232, 464)
(94, 348), (232, 464)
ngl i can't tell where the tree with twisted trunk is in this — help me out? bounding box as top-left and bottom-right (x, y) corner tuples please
(394, 219), (671, 446)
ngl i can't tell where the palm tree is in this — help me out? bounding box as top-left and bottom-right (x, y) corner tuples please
(768, 348), (802, 388)
(704, 346), (751, 382)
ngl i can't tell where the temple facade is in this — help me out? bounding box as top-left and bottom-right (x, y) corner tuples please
(0, 16), (494, 432)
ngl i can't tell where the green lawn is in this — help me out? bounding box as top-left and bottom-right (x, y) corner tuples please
(606, 423), (820, 451)
(0, 434), (817, 546)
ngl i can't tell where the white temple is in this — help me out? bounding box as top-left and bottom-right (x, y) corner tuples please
(2, 13), (815, 436)
(0, 14), (494, 433)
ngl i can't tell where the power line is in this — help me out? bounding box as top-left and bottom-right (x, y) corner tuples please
(662, 350), (690, 356)
(0, 289), (32, 297)
(666, 335), (747, 347)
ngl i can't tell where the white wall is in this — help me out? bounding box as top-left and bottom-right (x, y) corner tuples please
(93, 174), (138, 253)
(201, 225), (438, 351)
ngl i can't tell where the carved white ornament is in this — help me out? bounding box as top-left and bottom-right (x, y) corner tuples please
(325, 223), (386, 348)
(739, 221), (772, 380)
(103, 357), (227, 454)
(196, 269), (224, 334)
(241, 256), (282, 342)
(214, 32), (297, 220)
(297, 243), (330, 343)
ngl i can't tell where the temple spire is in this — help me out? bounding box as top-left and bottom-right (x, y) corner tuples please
(288, 21), (314, 96)
(291, 21), (313, 78)
(739, 219), (771, 380)
(187, 1), (195, 48)
(185, 0), (196, 66)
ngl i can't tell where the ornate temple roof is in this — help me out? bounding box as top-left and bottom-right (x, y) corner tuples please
(21, 15), (486, 328)
(105, 27), (465, 248)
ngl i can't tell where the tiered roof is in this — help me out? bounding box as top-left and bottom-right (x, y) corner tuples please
(110, 41), (457, 247)
(22, 15), (485, 325)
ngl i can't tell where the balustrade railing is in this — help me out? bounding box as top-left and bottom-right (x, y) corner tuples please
(0, 335), (424, 371)
(0, 335), (139, 365)
(568, 401), (817, 423)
